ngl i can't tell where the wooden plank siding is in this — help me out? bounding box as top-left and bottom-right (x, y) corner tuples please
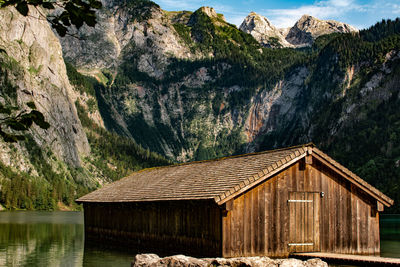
(83, 200), (222, 257)
(288, 192), (320, 253)
(222, 158), (381, 258)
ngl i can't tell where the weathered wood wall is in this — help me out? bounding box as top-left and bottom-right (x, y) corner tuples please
(83, 200), (222, 257)
(222, 159), (381, 258)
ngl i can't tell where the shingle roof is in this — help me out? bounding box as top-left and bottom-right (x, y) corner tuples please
(77, 144), (309, 203)
(76, 143), (393, 206)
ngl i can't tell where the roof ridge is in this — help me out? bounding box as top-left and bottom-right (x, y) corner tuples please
(132, 143), (315, 175)
(215, 146), (308, 203)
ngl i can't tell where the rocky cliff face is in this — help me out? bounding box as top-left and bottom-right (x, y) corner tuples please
(0, 6), (90, 169)
(244, 67), (308, 148)
(285, 15), (358, 47)
(57, 1), (400, 170)
(60, 3), (258, 161)
(239, 12), (292, 48)
(56, 2), (367, 162)
(0, 4), (170, 210)
(60, 0), (195, 72)
(240, 13), (357, 48)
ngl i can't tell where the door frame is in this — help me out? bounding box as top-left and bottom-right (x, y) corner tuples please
(288, 191), (321, 253)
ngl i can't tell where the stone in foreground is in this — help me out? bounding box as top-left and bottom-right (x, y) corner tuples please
(132, 254), (328, 267)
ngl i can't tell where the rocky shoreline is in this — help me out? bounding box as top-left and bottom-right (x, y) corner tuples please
(132, 254), (328, 267)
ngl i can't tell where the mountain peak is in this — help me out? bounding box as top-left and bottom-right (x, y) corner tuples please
(293, 14), (324, 31)
(240, 12), (275, 31)
(240, 12), (291, 48)
(240, 13), (358, 48)
(188, 6), (226, 26)
(286, 15), (358, 46)
(196, 6), (226, 21)
(299, 14), (315, 21)
(198, 6), (217, 18)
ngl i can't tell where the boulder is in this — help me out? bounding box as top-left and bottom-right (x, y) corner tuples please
(132, 254), (328, 267)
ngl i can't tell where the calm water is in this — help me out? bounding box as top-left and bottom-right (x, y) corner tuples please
(0, 211), (133, 267)
(0, 212), (399, 267)
(380, 214), (400, 258)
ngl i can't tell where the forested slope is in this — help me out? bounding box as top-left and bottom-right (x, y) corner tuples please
(0, 6), (169, 210)
(260, 19), (400, 212)
(1, 0), (400, 212)
(65, 6), (400, 211)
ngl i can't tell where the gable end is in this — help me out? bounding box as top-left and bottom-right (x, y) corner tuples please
(216, 145), (393, 208)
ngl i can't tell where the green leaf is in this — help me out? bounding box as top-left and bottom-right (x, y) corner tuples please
(90, 0), (101, 9)
(28, 0), (41, 6)
(1, 0), (19, 8)
(0, 105), (12, 115)
(65, 2), (84, 28)
(60, 15), (71, 27)
(54, 23), (68, 37)
(0, 130), (20, 143)
(84, 13), (96, 27)
(16, 1), (29, 16)
(7, 121), (28, 131)
(26, 101), (36, 109)
(15, 134), (26, 140)
(3, 135), (18, 143)
(36, 119), (50, 129)
(42, 2), (54, 9)
(30, 110), (50, 129)
(19, 115), (34, 128)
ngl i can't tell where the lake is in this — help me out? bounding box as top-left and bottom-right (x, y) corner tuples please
(0, 211), (133, 267)
(0, 212), (399, 267)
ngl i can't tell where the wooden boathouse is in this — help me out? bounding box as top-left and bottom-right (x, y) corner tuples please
(77, 144), (393, 258)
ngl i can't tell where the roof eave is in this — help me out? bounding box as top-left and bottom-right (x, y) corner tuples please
(75, 196), (217, 204)
(311, 147), (394, 207)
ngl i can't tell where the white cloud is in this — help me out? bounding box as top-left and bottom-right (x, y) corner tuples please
(327, 0), (354, 7)
(386, 2), (400, 14)
(261, 0), (361, 28)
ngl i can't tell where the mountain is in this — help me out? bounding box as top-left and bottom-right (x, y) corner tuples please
(285, 14), (358, 46)
(240, 13), (358, 48)
(239, 12), (292, 48)
(61, 2), (360, 161)
(59, 1), (400, 212)
(1, 0), (400, 213)
(0, 6), (90, 167)
(0, 5), (169, 210)
(60, 3), (260, 161)
(0, 6), (93, 209)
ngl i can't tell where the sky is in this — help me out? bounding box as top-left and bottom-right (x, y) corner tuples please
(156, 0), (400, 30)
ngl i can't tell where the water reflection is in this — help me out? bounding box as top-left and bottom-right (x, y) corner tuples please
(0, 212), (84, 267)
(380, 214), (400, 258)
(0, 211), (398, 267)
(0, 211), (134, 267)
(82, 244), (135, 267)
